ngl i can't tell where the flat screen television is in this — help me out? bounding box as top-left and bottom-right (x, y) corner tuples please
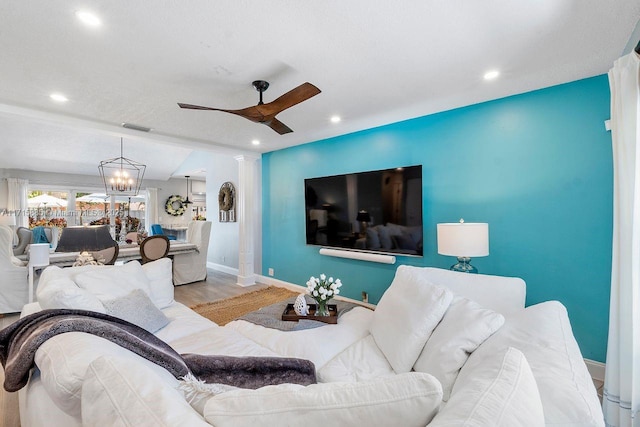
(305, 165), (423, 256)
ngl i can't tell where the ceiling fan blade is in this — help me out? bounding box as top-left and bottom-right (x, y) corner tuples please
(177, 103), (222, 111)
(267, 118), (293, 135)
(258, 82), (321, 116)
(178, 103), (267, 122)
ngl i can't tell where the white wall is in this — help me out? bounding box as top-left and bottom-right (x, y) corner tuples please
(206, 156), (240, 269)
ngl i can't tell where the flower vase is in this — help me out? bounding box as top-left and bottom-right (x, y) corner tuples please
(315, 299), (331, 317)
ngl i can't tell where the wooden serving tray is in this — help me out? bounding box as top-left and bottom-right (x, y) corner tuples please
(281, 303), (338, 324)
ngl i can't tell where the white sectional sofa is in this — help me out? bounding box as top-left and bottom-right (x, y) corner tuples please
(15, 260), (604, 426)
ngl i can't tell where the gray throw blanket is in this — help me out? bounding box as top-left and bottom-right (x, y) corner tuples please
(0, 309), (316, 392)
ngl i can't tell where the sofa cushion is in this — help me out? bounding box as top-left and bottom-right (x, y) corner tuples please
(370, 265), (453, 373)
(413, 295), (505, 401)
(142, 257), (175, 308)
(429, 347), (544, 427)
(102, 288), (169, 333)
(467, 301), (604, 426)
(36, 266), (106, 313)
(203, 372), (442, 427)
(82, 355), (210, 427)
(317, 334), (394, 383)
(225, 307), (374, 370)
(74, 260), (152, 302)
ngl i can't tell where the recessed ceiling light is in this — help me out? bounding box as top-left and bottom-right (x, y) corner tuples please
(330, 115), (341, 123)
(75, 10), (102, 27)
(251, 139), (260, 146)
(50, 93), (68, 103)
(483, 70), (500, 80)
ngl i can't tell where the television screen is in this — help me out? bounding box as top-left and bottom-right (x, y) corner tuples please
(305, 165), (423, 256)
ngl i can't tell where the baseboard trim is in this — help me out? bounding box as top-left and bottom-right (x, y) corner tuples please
(207, 262), (238, 276)
(585, 359), (605, 382)
(256, 275), (376, 310)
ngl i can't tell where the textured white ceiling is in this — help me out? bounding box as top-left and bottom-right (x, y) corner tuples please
(0, 1), (638, 179)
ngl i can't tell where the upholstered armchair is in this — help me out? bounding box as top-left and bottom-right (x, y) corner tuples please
(13, 226), (60, 255)
(0, 225), (29, 313)
(172, 221), (211, 286)
(13, 226), (31, 255)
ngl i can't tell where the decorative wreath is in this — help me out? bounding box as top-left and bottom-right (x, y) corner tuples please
(218, 183), (234, 211)
(165, 195), (186, 216)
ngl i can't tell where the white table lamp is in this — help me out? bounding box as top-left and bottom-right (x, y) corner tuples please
(437, 219), (489, 273)
(28, 243), (50, 303)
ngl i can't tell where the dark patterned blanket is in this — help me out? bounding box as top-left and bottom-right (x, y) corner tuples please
(0, 309), (316, 392)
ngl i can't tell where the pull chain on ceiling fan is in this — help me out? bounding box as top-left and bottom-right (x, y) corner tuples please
(178, 81), (321, 135)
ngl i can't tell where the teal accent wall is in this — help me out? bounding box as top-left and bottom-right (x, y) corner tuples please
(262, 75), (613, 362)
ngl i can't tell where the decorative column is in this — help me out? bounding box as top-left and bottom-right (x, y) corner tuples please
(234, 154), (259, 286)
(67, 190), (77, 225)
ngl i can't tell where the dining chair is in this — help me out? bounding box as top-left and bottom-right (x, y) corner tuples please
(150, 224), (176, 241)
(139, 235), (170, 264)
(90, 242), (120, 265)
(125, 231), (138, 242)
(173, 221), (211, 285)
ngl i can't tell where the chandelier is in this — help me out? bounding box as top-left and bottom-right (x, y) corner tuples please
(98, 138), (146, 196)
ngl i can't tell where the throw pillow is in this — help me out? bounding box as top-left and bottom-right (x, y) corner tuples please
(391, 232), (417, 251)
(74, 260), (152, 302)
(413, 295), (505, 401)
(36, 266), (106, 313)
(203, 372), (443, 427)
(429, 347), (545, 427)
(370, 265), (453, 373)
(82, 355), (210, 426)
(377, 225), (393, 249)
(102, 288), (169, 333)
(141, 257), (175, 308)
(365, 227), (381, 249)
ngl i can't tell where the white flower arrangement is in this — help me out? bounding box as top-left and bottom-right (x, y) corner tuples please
(306, 273), (342, 303)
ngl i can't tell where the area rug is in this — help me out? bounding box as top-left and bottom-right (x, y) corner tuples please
(190, 286), (299, 326)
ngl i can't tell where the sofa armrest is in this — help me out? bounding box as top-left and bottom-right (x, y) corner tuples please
(459, 301), (604, 426)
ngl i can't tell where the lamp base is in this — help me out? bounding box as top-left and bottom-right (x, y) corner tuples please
(450, 257), (478, 274)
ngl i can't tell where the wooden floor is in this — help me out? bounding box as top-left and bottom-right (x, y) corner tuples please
(0, 268), (265, 427)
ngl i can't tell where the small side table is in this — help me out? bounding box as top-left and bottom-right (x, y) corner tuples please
(27, 244), (50, 303)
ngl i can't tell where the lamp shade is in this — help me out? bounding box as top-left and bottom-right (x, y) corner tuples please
(356, 210), (371, 222)
(29, 243), (50, 267)
(437, 222), (489, 257)
(56, 225), (115, 252)
(0, 215), (16, 226)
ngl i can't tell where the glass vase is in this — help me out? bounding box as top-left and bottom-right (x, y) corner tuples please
(315, 299), (330, 316)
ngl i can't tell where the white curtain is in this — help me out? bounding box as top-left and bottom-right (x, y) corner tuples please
(604, 51), (640, 426)
(145, 187), (158, 233)
(6, 178), (28, 228)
